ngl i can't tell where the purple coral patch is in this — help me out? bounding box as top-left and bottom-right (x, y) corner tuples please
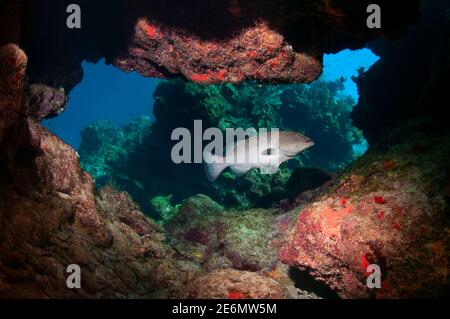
(183, 227), (210, 245)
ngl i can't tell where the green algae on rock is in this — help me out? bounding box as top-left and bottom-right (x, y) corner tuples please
(150, 194), (176, 223)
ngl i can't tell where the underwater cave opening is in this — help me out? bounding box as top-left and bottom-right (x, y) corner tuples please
(41, 47), (379, 217)
(43, 59), (158, 149)
(320, 48), (379, 158)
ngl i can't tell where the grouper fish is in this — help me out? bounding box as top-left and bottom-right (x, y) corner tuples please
(203, 130), (314, 182)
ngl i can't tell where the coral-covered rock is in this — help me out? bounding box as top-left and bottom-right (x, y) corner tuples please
(0, 118), (196, 297)
(115, 19), (322, 84)
(0, 43), (27, 96)
(0, 44), (27, 142)
(1, 1), (449, 300)
(150, 194), (175, 222)
(97, 186), (163, 239)
(0, 45), (198, 298)
(164, 195), (225, 261)
(164, 194), (295, 273)
(28, 84), (68, 121)
(32, 121), (113, 247)
(183, 269), (288, 299)
(280, 126), (450, 298)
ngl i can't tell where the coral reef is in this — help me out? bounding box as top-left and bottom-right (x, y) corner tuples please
(0, 40), (449, 299)
(281, 120), (450, 298)
(150, 195), (176, 223)
(79, 78), (356, 214)
(28, 84), (67, 121)
(280, 79), (364, 170)
(79, 117), (152, 186)
(0, 44), (308, 299)
(164, 194), (281, 272)
(159, 194), (310, 298)
(1, 0), (450, 300)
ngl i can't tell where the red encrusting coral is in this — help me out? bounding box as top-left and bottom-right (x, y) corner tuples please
(189, 69), (227, 84)
(339, 198), (348, 207)
(228, 291), (248, 299)
(141, 22), (159, 39)
(374, 196), (386, 204)
(360, 253), (371, 277)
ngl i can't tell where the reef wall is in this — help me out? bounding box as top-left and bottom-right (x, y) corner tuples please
(0, 44), (190, 298)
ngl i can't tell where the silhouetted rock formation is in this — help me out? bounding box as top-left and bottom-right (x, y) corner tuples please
(351, 0), (450, 145)
(2, 0), (420, 90)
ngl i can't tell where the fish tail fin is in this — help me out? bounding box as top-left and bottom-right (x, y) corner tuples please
(203, 153), (228, 182)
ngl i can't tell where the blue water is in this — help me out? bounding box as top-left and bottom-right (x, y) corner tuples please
(44, 49), (379, 150)
(321, 48), (379, 99)
(44, 59), (157, 148)
(320, 48), (380, 156)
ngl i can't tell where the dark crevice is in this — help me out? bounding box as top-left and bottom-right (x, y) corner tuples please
(288, 267), (340, 299)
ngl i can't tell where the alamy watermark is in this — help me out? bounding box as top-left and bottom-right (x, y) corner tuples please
(66, 4), (81, 29)
(171, 120), (280, 165)
(66, 3), (381, 30)
(366, 264), (382, 289)
(66, 264), (81, 289)
(367, 4), (382, 29)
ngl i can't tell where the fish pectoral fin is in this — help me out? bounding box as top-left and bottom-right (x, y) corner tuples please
(230, 165), (252, 177)
(203, 154), (228, 182)
(260, 164), (279, 175)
